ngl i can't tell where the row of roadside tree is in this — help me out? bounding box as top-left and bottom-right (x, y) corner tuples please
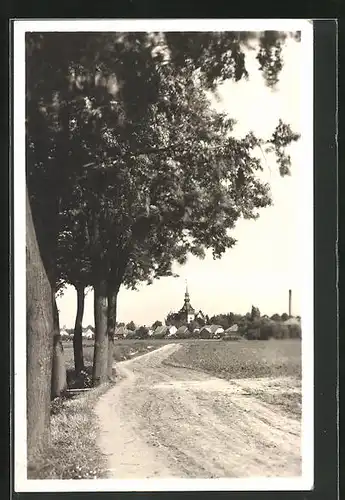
(26, 31), (300, 469)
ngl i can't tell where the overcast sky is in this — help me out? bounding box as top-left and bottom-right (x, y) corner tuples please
(57, 36), (304, 328)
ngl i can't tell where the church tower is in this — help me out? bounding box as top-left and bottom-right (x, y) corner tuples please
(179, 282), (195, 324)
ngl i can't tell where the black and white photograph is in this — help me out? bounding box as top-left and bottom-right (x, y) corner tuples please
(14, 19), (315, 492)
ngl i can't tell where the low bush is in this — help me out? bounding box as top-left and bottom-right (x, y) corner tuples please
(273, 324), (290, 339)
(244, 319), (301, 340)
(245, 328), (261, 340)
(287, 324), (302, 339)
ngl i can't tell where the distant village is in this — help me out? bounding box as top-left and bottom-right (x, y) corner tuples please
(60, 286), (301, 341)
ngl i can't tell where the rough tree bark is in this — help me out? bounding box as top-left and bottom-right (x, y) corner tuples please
(73, 283), (85, 375)
(107, 283), (120, 380)
(92, 279), (108, 386)
(26, 188), (54, 467)
(51, 297), (67, 399)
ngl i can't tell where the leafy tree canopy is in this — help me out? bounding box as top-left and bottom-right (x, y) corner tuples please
(251, 306), (261, 320)
(136, 325), (149, 339)
(126, 321), (136, 331)
(152, 320), (163, 330)
(26, 31), (300, 294)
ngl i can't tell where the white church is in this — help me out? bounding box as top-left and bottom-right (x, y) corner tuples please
(177, 284), (205, 324)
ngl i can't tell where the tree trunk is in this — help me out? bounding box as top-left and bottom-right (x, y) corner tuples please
(92, 279), (108, 386)
(107, 284), (120, 380)
(51, 297), (67, 399)
(26, 188), (54, 467)
(73, 284), (85, 376)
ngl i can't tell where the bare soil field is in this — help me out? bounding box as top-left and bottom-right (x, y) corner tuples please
(163, 339), (302, 417)
(96, 341), (302, 479)
(163, 339), (301, 379)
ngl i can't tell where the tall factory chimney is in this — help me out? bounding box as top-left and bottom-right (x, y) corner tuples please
(288, 289), (292, 317)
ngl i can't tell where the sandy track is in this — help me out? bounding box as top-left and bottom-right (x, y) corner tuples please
(96, 344), (301, 479)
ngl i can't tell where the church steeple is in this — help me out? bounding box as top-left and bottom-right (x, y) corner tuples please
(179, 280), (195, 324)
(185, 281), (190, 303)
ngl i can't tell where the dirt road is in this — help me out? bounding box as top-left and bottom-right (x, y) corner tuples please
(96, 344), (301, 479)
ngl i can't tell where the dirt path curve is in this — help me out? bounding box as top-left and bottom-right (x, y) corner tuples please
(96, 344), (301, 479)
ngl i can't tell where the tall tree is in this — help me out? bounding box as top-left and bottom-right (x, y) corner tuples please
(209, 314), (232, 329)
(73, 283), (86, 375)
(51, 298), (67, 398)
(136, 326), (149, 340)
(251, 306), (261, 321)
(165, 312), (184, 328)
(97, 89), (298, 379)
(26, 30), (301, 388)
(26, 189), (54, 467)
(56, 202), (93, 376)
(26, 34), (71, 402)
(106, 280), (120, 381)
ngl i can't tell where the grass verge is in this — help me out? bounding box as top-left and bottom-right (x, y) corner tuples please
(28, 384), (111, 479)
(30, 342), (162, 479)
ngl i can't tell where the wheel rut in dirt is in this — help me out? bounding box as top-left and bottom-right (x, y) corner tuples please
(96, 343), (301, 479)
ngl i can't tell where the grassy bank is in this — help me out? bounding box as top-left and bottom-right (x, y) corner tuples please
(31, 341), (162, 479)
(28, 384), (110, 479)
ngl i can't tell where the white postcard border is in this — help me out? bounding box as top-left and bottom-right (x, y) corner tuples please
(13, 18), (314, 492)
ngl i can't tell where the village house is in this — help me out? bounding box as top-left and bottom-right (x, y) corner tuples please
(125, 328), (137, 339)
(60, 327), (69, 339)
(209, 325), (225, 338)
(114, 326), (128, 339)
(223, 324), (242, 341)
(199, 324), (224, 339)
(175, 325), (189, 338)
(225, 324), (239, 333)
(82, 327), (94, 339)
(152, 325), (168, 338)
(166, 325), (178, 338)
(199, 326), (212, 338)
